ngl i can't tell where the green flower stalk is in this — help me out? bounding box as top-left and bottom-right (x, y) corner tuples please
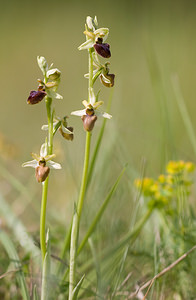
(69, 16), (114, 299)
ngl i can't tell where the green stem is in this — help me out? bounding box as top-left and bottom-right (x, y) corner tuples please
(69, 47), (93, 300)
(40, 96), (53, 264)
(88, 48), (93, 93)
(40, 177), (49, 262)
(77, 132), (91, 219)
(45, 97), (53, 155)
(87, 89), (113, 188)
(69, 132), (91, 299)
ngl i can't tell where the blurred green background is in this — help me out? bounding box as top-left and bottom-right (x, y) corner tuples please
(1, 1), (196, 298)
(1, 0), (196, 195)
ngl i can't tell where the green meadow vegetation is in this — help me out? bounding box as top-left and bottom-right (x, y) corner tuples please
(1, 1), (196, 299)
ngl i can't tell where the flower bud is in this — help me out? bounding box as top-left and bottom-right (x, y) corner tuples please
(59, 126), (74, 141)
(86, 16), (97, 31)
(27, 90), (47, 105)
(37, 56), (48, 75)
(46, 68), (61, 81)
(35, 165), (50, 182)
(94, 40), (111, 58)
(81, 115), (97, 131)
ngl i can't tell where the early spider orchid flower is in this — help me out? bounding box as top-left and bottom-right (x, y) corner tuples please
(71, 88), (112, 131)
(78, 16), (111, 58)
(22, 143), (61, 183)
(41, 116), (74, 141)
(27, 57), (63, 105)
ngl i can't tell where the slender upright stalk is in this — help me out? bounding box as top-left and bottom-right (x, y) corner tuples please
(40, 178), (49, 262)
(40, 96), (53, 263)
(69, 48), (93, 300)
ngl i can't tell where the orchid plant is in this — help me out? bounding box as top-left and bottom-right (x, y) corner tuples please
(22, 15), (115, 300)
(23, 56), (73, 267)
(68, 16), (114, 300)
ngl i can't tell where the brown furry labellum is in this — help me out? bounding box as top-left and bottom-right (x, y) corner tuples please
(94, 42), (111, 58)
(81, 115), (97, 132)
(59, 126), (74, 141)
(27, 90), (47, 105)
(100, 73), (115, 87)
(35, 165), (50, 182)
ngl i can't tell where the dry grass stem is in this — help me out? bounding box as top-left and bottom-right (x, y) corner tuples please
(128, 245), (196, 299)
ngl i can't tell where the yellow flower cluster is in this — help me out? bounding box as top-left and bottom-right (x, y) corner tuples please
(135, 161), (195, 208)
(166, 160), (195, 175)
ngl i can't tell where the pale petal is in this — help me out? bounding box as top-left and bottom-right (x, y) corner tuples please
(71, 109), (86, 117)
(31, 152), (40, 161)
(84, 69), (98, 78)
(101, 74), (111, 84)
(86, 16), (95, 31)
(41, 121), (58, 131)
(46, 68), (61, 78)
(47, 160), (62, 169)
(48, 63), (54, 69)
(47, 90), (63, 100)
(94, 16), (98, 27)
(84, 73), (89, 79)
(61, 125), (73, 134)
(55, 93), (63, 100)
(78, 39), (94, 50)
(22, 160), (38, 168)
(94, 28), (109, 41)
(96, 111), (112, 119)
(45, 154), (56, 162)
(93, 101), (103, 110)
(40, 143), (47, 157)
(37, 56), (48, 75)
(82, 100), (89, 108)
(89, 88), (96, 105)
(41, 124), (49, 131)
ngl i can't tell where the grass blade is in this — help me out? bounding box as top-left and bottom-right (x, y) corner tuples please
(88, 238), (101, 299)
(77, 166), (126, 254)
(0, 193), (40, 262)
(33, 285), (39, 300)
(72, 274), (85, 300)
(79, 207), (153, 274)
(0, 230), (30, 300)
(41, 230), (51, 300)
(171, 74), (196, 156)
(0, 160), (30, 196)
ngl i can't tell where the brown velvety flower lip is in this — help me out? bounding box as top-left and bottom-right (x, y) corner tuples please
(81, 115), (97, 132)
(100, 73), (115, 87)
(94, 43), (111, 58)
(27, 90), (47, 105)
